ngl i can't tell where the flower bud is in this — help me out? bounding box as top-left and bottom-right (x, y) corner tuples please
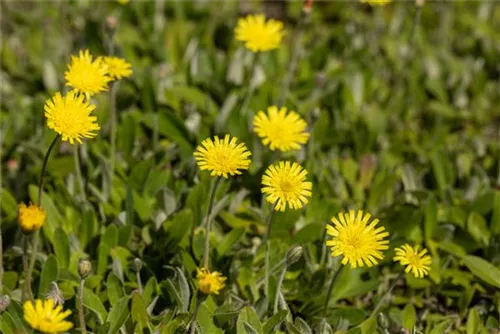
(377, 312), (389, 330)
(416, 0), (425, 7)
(286, 245), (303, 265)
(46, 282), (64, 306)
(0, 295), (10, 313)
(134, 258), (143, 272)
(78, 259), (92, 279)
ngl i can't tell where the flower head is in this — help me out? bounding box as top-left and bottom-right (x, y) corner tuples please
(394, 244), (432, 278)
(326, 210), (389, 268)
(64, 49), (111, 96)
(102, 56), (132, 80)
(196, 268), (226, 295)
(194, 135), (251, 178)
(361, 0), (392, 5)
(18, 203), (46, 234)
(235, 14), (284, 52)
(44, 91), (100, 144)
(253, 106), (309, 152)
(262, 161), (312, 212)
(23, 299), (73, 333)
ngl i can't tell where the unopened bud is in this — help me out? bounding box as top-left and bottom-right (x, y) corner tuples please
(416, 0), (425, 7)
(78, 259), (92, 279)
(286, 245), (303, 265)
(0, 295), (10, 312)
(303, 0), (313, 14)
(106, 16), (118, 30)
(7, 159), (18, 173)
(134, 258), (142, 271)
(377, 312), (389, 330)
(46, 282), (64, 306)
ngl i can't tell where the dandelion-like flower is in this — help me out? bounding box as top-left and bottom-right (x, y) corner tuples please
(197, 268), (227, 295)
(235, 14), (284, 52)
(64, 49), (111, 96)
(23, 299), (73, 334)
(253, 106), (309, 152)
(262, 161), (312, 212)
(194, 135), (251, 178)
(18, 203), (46, 234)
(102, 56), (132, 80)
(326, 210), (389, 268)
(394, 244), (432, 278)
(361, 0), (392, 5)
(44, 91), (100, 144)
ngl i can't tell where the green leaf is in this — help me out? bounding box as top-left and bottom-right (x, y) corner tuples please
(467, 212), (490, 246)
(106, 296), (130, 334)
(165, 86), (218, 116)
(491, 189), (500, 235)
(0, 312), (22, 334)
(216, 227), (245, 256)
(237, 307), (263, 334)
(53, 228), (70, 269)
(131, 292), (149, 329)
(429, 321), (451, 334)
(83, 288), (108, 324)
(359, 317), (377, 334)
(466, 308), (480, 334)
(425, 195), (437, 243)
(462, 255), (500, 288)
(263, 310), (288, 334)
(402, 304), (416, 330)
(107, 273), (123, 306)
(38, 255), (59, 296)
(163, 209), (193, 247)
(29, 185), (63, 242)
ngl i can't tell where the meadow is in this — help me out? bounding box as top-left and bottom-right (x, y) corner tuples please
(1, 0), (500, 333)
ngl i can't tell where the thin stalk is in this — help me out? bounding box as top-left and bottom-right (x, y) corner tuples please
(263, 205), (276, 297)
(73, 145), (87, 202)
(37, 135), (60, 206)
(0, 228), (3, 294)
(78, 278), (87, 334)
(108, 81), (117, 199)
(277, 10), (310, 106)
(136, 267), (143, 296)
(240, 52), (260, 116)
(22, 235), (34, 303)
(273, 261), (287, 314)
(371, 272), (403, 317)
(189, 297), (203, 334)
(323, 265), (343, 317)
(202, 177), (222, 268)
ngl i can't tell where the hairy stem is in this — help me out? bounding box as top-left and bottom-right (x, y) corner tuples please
(22, 235), (34, 303)
(273, 261), (287, 314)
(202, 177), (222, 268)
(108, 81), (117, 200)
(263, 205), (276, 297)
(323, 265), (343, 317)
(78, 278), (87, 334)
(240, 52), (260, 116)
(73, 145), (87, 202)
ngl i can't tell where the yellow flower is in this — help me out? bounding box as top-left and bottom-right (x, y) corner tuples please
(235, 14), (284, 52)
(102, 56), (132, 80)
(197, 268), (226, 295)
(394, 244), (432, 278)
(194, 135), (251, 178)
(23, 299), (73, 333)
(262, 161), (312, 212)
(361, 0), (392, 5)
(64, 49), (111, 96)
(44, 91), (100, 144)
(18, 203), (46, 234)
(326, 210), (389, 268)
(253, 106), (310, 152)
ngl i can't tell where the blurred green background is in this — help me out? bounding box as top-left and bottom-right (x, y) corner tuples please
(1, 0), (500, 333)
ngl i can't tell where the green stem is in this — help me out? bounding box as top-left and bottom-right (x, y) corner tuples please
(371, 272), (403, 317)
(189, 296), (203, 334)
(273, 261), (287, 314)
(109, 81), (117, 199)
(409, 3), (423, 51)
(202, 177), (222, 268)
(263, 205), (276, 297)
(73, 145), (87, 202)
(78, 278), (87, 334)
(136, 266), (143, 296)
(277, 10), (309, 106)
(240, 52), (260, 116)
(323, 264), (343, 317)
(22, 235), (34, 303)
(37, 135), (60, 206)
